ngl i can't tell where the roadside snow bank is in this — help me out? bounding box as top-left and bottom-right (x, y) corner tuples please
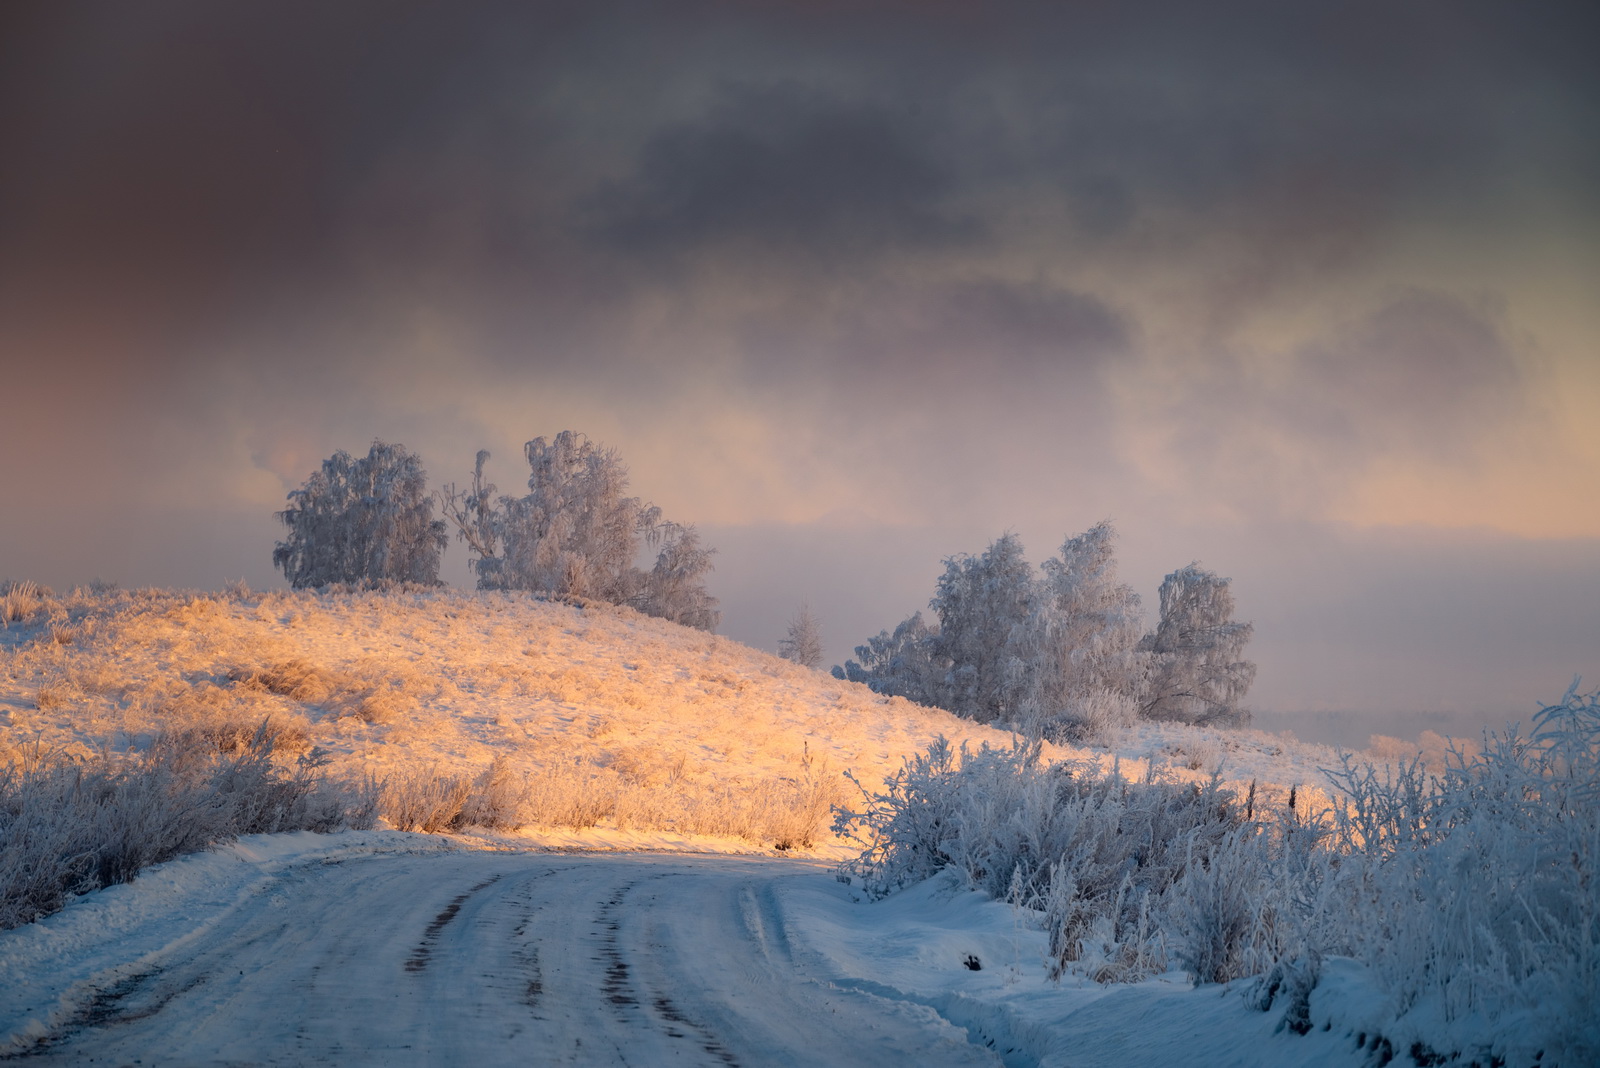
(0, 830), (454, 1054)
(777, 872), (1455, 1068)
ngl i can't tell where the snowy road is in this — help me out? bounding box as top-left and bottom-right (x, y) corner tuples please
(8, 850), (1000, 1066)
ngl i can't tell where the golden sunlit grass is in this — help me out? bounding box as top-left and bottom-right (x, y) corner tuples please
(1, 584), (1033, 851)
(2, 583), (1359, 854)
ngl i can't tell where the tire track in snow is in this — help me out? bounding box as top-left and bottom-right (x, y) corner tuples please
(591, 876), (740, 1064)
(5, 852), (1000, 1066)
(405, 872), (504, 973)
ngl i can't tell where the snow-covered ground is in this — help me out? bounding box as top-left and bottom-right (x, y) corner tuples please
(2, 831), (1416, 1066)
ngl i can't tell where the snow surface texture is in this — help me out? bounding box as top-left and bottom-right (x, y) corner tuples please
(0, 832), (1470, 1066)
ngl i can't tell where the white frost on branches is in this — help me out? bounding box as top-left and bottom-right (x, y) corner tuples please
(1015, 522), (1146, 740)
(778, 603), (824, 669)
(929, 532), (1035, 720)
(1140, 564), (1256, 726)
(836, 524), (1254, 738)
(441, 431), (720, 630)
(273, 441), (447, 589)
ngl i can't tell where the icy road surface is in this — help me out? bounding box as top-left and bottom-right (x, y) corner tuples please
(6, 849), (1000, 1067)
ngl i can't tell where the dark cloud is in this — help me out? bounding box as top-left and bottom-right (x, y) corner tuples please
(855, 278), (1127, 371)
(586, 83), (977, 261)
(4, 0), (1593, 372)
(734, 276), (1126, 386)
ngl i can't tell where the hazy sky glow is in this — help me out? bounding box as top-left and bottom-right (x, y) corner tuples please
(4, 1), (1597, 727)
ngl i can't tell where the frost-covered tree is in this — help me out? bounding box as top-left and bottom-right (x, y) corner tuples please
(641, 522), (720, 630)
(273, 441), (447, 588)
(839, 529), (1257, 736)
(1014, 522), (1146, 740)
(1139, 564), (1255, 725)
(778, 603), (824, 670)
(929, 533), (1035, 720)
(834, 611), (943, 704)
(441, 431), (720, 630)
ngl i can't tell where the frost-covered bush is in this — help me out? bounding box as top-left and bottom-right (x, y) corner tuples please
(838, 685), (1600, 1065)
(1317, 683), (1599, 1063)
(834, 737), (1264, 982)
(1, 580), (55, 627)
(273, 441), (448, 588)
(380, 767), (475, 833)
(0, 724), (377, 930)
(441, 432), (720, 630)
(380, 757), (536, 833)
(834, 738), (1047, 899)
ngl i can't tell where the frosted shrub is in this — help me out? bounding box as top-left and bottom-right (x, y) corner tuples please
(1321, 684), (1599, 1062)
(386, 756), (540, 832)
(834, 737), (1026, 898)
(1163, 807), (1332, 987)
(380, 767), (474, 833)
(0, 725), (376, 930)
(836, 738), (1266, 982)
(1027, 689), (1137, 746)
(455, 757), (528, 829)
(2, 580), (54, 626)
(842, 686), (1597, 1063)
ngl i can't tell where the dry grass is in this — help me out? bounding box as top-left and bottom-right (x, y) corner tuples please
(0, 586), (938, 850)
(0, 726), (376, 930)
(1, 584), (1289, 854)
(1, 581), (53, 627)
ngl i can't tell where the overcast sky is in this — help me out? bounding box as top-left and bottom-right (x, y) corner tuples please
(3, 1), (1597, 731)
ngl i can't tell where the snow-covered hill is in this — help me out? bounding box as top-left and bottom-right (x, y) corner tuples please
(0, 585), (1353, 854)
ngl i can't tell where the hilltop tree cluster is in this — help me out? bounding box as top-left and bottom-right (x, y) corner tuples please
(272, 433), (719, 631)
(439, 432), (718, 630)
(833, 523), (1255, 739)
